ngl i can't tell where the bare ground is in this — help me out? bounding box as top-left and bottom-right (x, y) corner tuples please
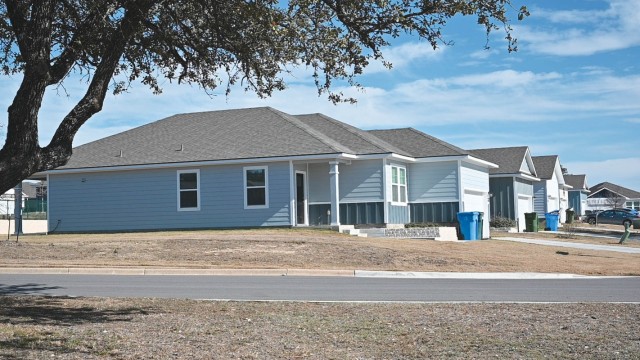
(1, 228), (639, 275)
(0, 296), (639, 359)
(2, 229), (640, 359)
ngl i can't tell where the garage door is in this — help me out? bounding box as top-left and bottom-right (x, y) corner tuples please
(464, 190), (488, 238)
(517, 196), (532, 232)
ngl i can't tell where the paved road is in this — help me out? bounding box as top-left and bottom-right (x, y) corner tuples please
(2, 274), (639, 303)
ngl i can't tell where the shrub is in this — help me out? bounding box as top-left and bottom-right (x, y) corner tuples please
(490, 216), (516, 228)
(405, 222), (441, 228)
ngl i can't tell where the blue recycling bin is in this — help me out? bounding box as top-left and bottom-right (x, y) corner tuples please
(457, 211), (480, 240)
(545, 212), (560, 231)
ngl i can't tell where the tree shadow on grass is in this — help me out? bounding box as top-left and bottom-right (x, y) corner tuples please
(0, 294), (150, 326)
(0, 295), (153, 357)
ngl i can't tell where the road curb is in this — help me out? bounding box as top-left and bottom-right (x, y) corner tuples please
(0, 267), (635, 279)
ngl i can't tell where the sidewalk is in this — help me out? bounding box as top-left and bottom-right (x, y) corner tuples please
(494, 237), (640, 254)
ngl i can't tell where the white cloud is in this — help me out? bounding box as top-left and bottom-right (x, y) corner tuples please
(520, 0), (640, 56)
(365, 42), (445, 74)
(1, 66), (637, 146)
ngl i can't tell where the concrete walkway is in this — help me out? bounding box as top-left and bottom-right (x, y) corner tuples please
(494, 237), (640, 254)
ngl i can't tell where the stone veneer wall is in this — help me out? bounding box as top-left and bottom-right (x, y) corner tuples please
(384, 227), (440, 238)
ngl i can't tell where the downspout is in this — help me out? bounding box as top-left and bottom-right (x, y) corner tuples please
(513, 176), (519, 231)
(457, 160), (464, 212)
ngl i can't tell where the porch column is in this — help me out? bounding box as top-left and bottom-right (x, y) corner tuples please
(329, 161), (340, 226)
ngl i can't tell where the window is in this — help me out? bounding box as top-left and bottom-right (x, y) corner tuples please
(626, 201), (640, 210)
(391, 166), (407, 204)
(244, 166), (268, 208)
(177, 170), (200, 211)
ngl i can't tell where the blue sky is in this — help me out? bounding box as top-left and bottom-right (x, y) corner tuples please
(1, 0), (639, 190)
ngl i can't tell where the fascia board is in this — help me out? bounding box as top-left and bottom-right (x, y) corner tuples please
(37, 153), (356, 175)
(490, 173), (540, 182)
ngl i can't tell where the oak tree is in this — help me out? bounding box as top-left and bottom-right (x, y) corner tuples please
(0, 0), (528, 194)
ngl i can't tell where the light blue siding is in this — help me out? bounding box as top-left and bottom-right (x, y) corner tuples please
(515, 178), (534, 196)
(339, 160), (383, 201)
(408, 162), (459, 202)
(569, 191), (587, 215)
(533, 182), (547, 215)
(460, 163), (489, 191)
(308, 163), (329, 203)
(49, 162), (292, 232)
(308, 160), (383, 203)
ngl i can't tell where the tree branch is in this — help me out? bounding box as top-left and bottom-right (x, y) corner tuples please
(43, 0), (157, 165)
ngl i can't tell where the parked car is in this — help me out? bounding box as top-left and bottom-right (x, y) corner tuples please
(586, 209), (640, 226)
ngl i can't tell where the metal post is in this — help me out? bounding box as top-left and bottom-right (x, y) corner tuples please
(14, 183), (23, 239)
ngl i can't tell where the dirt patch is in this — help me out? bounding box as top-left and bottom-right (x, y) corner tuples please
(1, 228), (639, 275)
(1, 296), (638, 359)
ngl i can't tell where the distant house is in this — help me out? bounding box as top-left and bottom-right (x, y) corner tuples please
(532, 155), (571, 223)
(586, 182), (640, 213)
(470, 146), (539, 232)
(33, 107), (496, 236)
(564, 175), (589, 216)
(0, 182), (31, 217)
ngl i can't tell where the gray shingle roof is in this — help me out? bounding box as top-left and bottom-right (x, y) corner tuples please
(367, 128), (469, 158)
(469, 146), (534, 176)
(60, 107), (356, 170)
(294, 114), (408, 156)
(589, 182), (640, 199)
(531, 155), (559, 180)
(564, 175), (588, 191)
(58, 107), (482, 171)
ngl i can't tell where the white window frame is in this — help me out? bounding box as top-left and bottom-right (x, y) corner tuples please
(177, 169), (200, 211)
(390, 165), (407, 205)
(244, 166), (269, 209)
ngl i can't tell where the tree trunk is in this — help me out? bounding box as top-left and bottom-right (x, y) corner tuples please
(0, 1), (156, 195)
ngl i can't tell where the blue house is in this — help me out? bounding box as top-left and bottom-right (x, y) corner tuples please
(35, 107), (496, 235)
(563, 174), (589, 217)
(470, 146), (539, 232)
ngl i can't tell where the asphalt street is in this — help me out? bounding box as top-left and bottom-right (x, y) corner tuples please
(1, 274), (639, 303)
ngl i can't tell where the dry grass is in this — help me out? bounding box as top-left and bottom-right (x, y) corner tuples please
(1, 228), (639, 275)
(1, 296), (639, 359)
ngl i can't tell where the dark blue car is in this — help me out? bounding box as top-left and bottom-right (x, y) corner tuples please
(586, 209), (640, 226)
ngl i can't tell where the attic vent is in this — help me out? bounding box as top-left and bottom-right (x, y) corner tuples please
(117, 150), (123, 157)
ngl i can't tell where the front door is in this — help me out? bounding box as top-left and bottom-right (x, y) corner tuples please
(296, 172), (307, 225)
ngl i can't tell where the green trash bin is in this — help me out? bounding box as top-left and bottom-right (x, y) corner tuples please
(476, 212), (484, 239)
(524, 212), (538, 232)
(565, 209), (575, 224)
(633, 219), (640, 230)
